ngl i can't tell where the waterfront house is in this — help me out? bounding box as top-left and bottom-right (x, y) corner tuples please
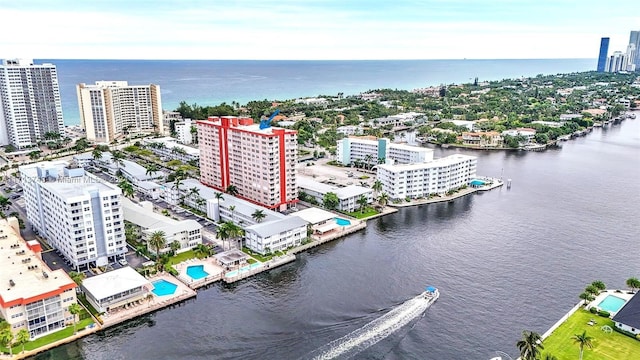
(612, 292), (640, 336)
(461, 131), (503, 147)
(297, 176), (373, 213)
(244, 216), (308, 254)
(81, 267), (152, 313)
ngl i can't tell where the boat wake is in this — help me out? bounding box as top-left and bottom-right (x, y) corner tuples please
(306, 288), (439, 360)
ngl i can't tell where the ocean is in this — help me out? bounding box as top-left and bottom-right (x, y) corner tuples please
(43, 59), (596, 126)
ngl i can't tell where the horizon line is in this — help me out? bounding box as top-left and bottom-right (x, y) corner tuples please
(27, 57), (597, 62)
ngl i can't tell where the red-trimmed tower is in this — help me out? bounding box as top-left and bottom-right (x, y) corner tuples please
(197, 116), (298, 211)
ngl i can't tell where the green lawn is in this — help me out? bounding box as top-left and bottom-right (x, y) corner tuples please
(167, 249), (198, 267)
(340, 207), (378, 219)
(542, 308), (640, 360)
(242, 247), (272, 262)
(1, 318), (94, 354)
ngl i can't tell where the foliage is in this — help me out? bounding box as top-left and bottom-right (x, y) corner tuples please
(626, 277), (640, 292)
(517, 330), (544, 360)
(322, 192), (339, 210)
(597, 310), (610, 318)
(176, 101), (237, 119)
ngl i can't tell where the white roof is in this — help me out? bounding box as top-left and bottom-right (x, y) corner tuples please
(297, 177), (372, 199)
(122, 197), (202, 235)
(245, 216), (308, 238)
(82, 266), (151, 301)
(291, 207), (336, 224)
(377, 154), (477, 172)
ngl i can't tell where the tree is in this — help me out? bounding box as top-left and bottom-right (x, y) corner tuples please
(148, 230), (167, 257)
(0, 326), (13, 356)
(68, 303), (83, 334)
(356, 195), (368, 213)
(229, 205), (236, 222)
(92, 148), (103, 161)
(516, 330), (544, 360)
(215, 222), (230, 251)
(372, 180), (383, 196)
(111, 149), (126, 168)
(74, 138), (89, 152)
(118, 179), (135, 199)
(170, 240), (181, 254)
(15, 328), (29, 354)
(377, 192), (389, 207)
(194, 243), (212, 259)
(364, 154), (374, 169)
(226, 185), (239, 196)
(68, 271), (86, 287)
(626, 277), (640, 293)
(145, 163), (159, 177)
(323, 192), (339, 210)
(214, 192), (225, 206)
(591, 280), (606, 292)
(572, 331), (594, 360)
(579, 292), (594, 305)
(188, 187), (200, 202)
(584, 284), (600, 297)
(251, 209), (266, 223)
(224, 221), (245, 250)
(0, 196), (11, 210)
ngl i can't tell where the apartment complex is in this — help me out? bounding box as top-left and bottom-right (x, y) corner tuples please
(143, 136), (199, 164)
(0, 59), (65, 148)
(77, 81), (163, 143)
(175, 118), (194, 144)
(377, 154), (478, 200)
(197, 116), (298, 211)
(0, 218), (77, 339)
(20, 160), (127, 270)
(297, 176), (373, 212)
(336, 137), (434, 166)
(244, 216), (308, 255)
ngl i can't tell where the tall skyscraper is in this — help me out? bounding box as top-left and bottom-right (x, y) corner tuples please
(77, 81), (164, 143)
(197, 116), (298, 211)
(597, 37), (610, 72)
(0, 59), (65, 148)
(629, 31), (640, 70)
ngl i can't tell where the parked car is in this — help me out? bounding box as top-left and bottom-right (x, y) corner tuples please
(118, 259), (128, 266)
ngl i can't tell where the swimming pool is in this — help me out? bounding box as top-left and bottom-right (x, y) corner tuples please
(225, 262), (262, 278)
(470, 179), (486, 186)
(336, 218), (351, 226)
(186, 265), (209, 280)
(598, 295), (626, 313)
(152, 279), (178, 296)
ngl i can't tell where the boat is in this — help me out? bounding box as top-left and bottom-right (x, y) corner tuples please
(421, 286), (440, 303)
(628, 113), (636, 119)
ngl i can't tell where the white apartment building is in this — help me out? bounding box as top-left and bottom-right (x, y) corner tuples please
(336, 137), (434, 166)
(175, 118), (194, 144)
(81, 266), (152, 313)
(376, 154), (478, 200)
(143, 136), (199, 164)
(0, 59), (65, 148)
(0, 218), (78, 339)
(370, 112), (424, 128)
(244, 216), (308, 254)
(20, 160), (127, 270)
(163, 110), (182, 136)
(297, 176), (373, 212)
(198, 116), (298, 211)
(206, 193), (286, 226)
(336, 125), (363, 136)
(77, 81), (163, 143)
(122, 199), (202, 255)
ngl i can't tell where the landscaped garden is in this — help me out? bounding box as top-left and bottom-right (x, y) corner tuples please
(542, 308), (640, 359)
(340, 207), (378, 219)
(1, 318), (94, 355)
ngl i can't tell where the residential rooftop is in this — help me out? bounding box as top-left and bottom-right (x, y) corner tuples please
(297, 176), (372, 199)
(122, 198), (202, 234)
(245, 216), (309, 239)
(377, 154), (477, 171)
(82, 266), (151, 301)
(291, 207), (337, 224)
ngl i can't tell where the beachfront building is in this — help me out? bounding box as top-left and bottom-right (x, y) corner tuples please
(206, 193), (286, 226)
(77, 81), (163, 143)
(376, 154), (477, 200)
(197, 116), (298, 211)
(297, 176), (373, 212)
(81, 266), (152, 313)
(20, 160), (127, 270)
(461, 132), (504, 147)
(336, 137), (434, 167)
(122, 198), (202, 255)
(0, 59), (65, 148)
(613, 292), (640, 336)
(0, 218), (78, 339)
(143, 136), (199, 164)
(244, 216), (308, 254)
(175, 118), (195, 144)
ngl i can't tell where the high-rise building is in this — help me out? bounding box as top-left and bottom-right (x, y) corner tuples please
(629, 31), (640, 70)
(77, 81), (163, 143)
(197, 116), (298, 211)
(0, 59), (65, 148)
(606, 51), (626, 73)
(336, 137), (433, 166)
(597, 38), (610, 72)
(0, 217), (78, 339)
(20, 160), (127, 270)
(625, 44), (636, 72)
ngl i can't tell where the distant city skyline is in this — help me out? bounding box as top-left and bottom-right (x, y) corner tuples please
(0, 0), (638, 60)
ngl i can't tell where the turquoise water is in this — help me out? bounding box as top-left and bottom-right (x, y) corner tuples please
(336, 218), (351, 226)
(225, 262), (262, 278)
(186, 265), (209, 280)
(470, 180), (486, 186)
(152, 279), (177, 296)
(598, 295), (626, 313)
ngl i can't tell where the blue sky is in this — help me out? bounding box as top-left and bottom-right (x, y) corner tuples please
(1, 0), (638, 60)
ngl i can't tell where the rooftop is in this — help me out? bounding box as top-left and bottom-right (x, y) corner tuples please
(612, 292), (640, 329)
(0, 218), (76, 308)
(207, 192), (285, 223)
(82, 266), (151, 301)
(297, 176), (372, 199)
(144, 137), (200, 156)
(377, 154), (477, 172)
(290, 207), (337, 224)
(245, 216), (309, 238)
(122, 198), (202, 235)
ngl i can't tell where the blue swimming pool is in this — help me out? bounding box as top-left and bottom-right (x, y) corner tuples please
(470, 179), (486, 186)
(186, 265), (209, 280)
(152, 279), (177, 296)
(336, 218), (351, 226)
(598, 295), (626, 313)
(225, 262), (262, 278)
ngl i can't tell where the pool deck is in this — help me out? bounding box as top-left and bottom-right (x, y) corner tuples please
(388, 177), (503, 208)
(586, 289), (634, 315)
(101, 273), (197, 328)
(224, 254), (296, 283)
(174, 258), (224, 289)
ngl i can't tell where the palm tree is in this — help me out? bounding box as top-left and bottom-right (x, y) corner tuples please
(68, 303), (83, 334)
(372, 180), (383, 196)
(377, 192), (390, 207)
(195, 197), (206, 210)
(216, 222), (230, 250)
(145, 163), (159, 177)
(591, 280), (606, 292)
(356, 195), (368, 213)
(579, 292), (594, 306)
(118, 179), (135, 199)
(194, 243), (212, 259)
(215, 192), (224, 205)
(585, 284), (599, 297)
(92, 148), (103, 161)
(572, 331), (594, 360)
(626, 277), (640, 293)
(229, 205), (236, 223)
(543, 354), (558, 360)
(516, 330), (544, 360)
(0, 326), (13, 356)
(364, 154), (374, 169)
(188, 187), (200, 202)
(251, 209), (266, 223)
(148, 230), (167, 258)
(15, 328), (29, 354)
(170, 240), (181, 254)
(225, 221), (245, 250)
(226, 185), (239, 196)
(0, 196), (11, 210)
(68, 271), (86, 287)
(111, 149), (126, 168)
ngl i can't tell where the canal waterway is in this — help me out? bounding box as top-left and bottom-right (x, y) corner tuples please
(37, 117), (640, 359)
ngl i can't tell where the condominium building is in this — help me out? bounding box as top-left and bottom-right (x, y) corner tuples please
(77, 81), (163, 143)
(20, 160), (127, 270)
(0, 217), (77, 339)
(197, 116), (298, 211)
(597, 37), (610, 72)
(297, 176), (373, 212)
(244, 216), (308, 254)
(81, 266), (151, 313)
(629, 31), (640, 70)
(175, 118), (194, 144)
(336, 137), (434, 166)
(376, 154), (477, 200)
(143, 136), (199, 164)
(0, 59), (65, 148)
